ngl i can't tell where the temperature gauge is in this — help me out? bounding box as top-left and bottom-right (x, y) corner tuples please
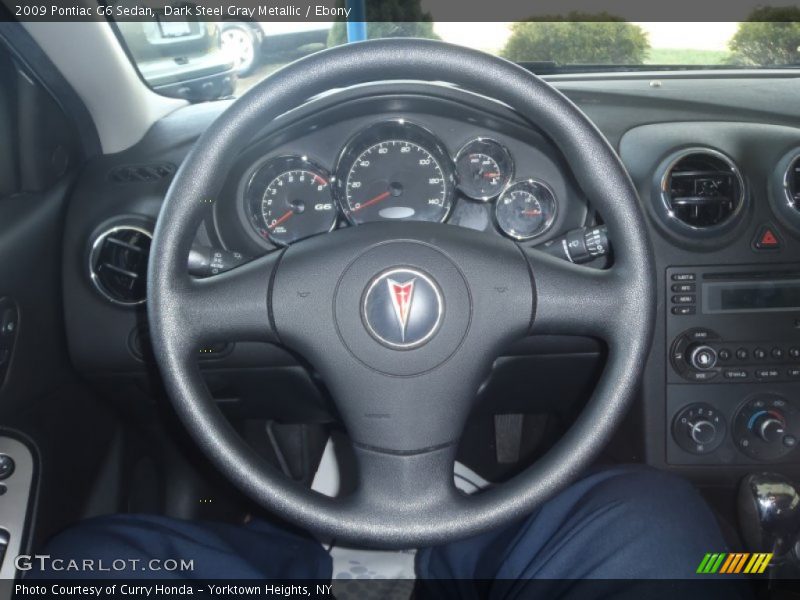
(495, 179), (557, 240)
(455, 138), (513, 200)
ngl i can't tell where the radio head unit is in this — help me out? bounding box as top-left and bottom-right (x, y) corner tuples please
(666, 265), (800, 465)
(667, 265), (800, 385)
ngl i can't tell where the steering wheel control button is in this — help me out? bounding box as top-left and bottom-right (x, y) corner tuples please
(673, 404), (726, 455)
(734, 395), (800, 461)
(362, 268), (443, 350)
(0, 454), (15, 480)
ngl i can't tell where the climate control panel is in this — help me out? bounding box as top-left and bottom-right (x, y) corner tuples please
(669, 389), (800, 464)
(672, 403), (726, 454)
(733, 395), (799, 461)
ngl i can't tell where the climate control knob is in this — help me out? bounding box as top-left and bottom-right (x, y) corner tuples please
(755, 415), (786, 443)
(689, 420), (718, 445)
(673, 403), (726, 454)
(734, 395), (799, 461)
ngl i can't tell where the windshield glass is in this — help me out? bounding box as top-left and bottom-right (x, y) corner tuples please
(113, 17), (800, 101)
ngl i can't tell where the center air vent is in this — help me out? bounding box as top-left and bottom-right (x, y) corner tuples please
(785, 154), (800, 212)
(89, 226), (152, 305)
(660, 149), (744, 230)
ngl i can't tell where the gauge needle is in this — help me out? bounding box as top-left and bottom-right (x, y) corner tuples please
(522, 210), (542, 216)
(483, 172), (500, 178)
(268, 210), (294, 230)
(353, 190), (391, 212)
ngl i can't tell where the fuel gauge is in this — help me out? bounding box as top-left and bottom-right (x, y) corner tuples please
(455, 139), (513, 200)
(495, 179), (557, 240)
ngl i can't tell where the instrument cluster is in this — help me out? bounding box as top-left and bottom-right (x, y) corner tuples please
(243, 119), (559, 246)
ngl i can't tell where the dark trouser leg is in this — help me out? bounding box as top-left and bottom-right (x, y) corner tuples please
(30, 515), (332, 580)
(417, 465), (751, 599)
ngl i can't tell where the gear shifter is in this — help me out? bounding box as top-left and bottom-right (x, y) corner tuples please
(738, 473), (800, 558)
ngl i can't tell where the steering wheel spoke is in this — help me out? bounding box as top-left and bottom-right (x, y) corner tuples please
(168, 252), (281, 350)
(525, 248), (631, 342)
(349, 445), (460, 518)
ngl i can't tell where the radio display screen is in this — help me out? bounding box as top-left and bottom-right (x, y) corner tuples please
(704, 279), (800, 314)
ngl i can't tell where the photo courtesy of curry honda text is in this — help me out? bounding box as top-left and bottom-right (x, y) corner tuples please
(1, 1), (800, 598)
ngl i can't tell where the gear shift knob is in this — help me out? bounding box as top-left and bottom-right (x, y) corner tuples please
(738, 473), (800, 556)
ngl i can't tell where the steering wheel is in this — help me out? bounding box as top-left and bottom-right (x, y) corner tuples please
(147, 39), (655, 548)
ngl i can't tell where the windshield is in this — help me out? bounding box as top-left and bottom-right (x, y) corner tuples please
(113, 17), (800, 101)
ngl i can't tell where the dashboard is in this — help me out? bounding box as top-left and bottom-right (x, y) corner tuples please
(60, 75), (800, 483)
(238, 120), (557, 246)
(210, 85), (592, 261)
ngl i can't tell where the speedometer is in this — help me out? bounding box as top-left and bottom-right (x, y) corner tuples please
(335, 121), (455, 225)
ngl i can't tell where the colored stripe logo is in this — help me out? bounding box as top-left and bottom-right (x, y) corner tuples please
(697, 552), (772, 574)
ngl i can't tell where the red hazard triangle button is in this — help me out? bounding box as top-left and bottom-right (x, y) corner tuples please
(753, 225), (782, 251)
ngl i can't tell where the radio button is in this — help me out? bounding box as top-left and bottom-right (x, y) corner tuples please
(790, 348), (800, 359)
(772, 348), (784, 360)
(688, 329), (718, 341)
(689, 346), (717, 370)
(754, 348), (767, 360)
(672, 273), (696, 282)
(724, 369), (749, 380)
(671, 283), (696, 293)
(755, 369), (780, 380)
(672, 295), (696, 304)
(788, 368), (800, 379)
(688, 370), (718, 382)
(671, 306), (696, 316)
(718, 348), (732, 361)
(736, 348), (749, 361)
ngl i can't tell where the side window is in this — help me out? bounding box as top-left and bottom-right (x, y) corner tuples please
(0, 48), (18, 198)
(0, 42), (81, 199)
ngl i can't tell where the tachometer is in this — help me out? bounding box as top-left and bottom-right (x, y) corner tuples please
(245, 156), (336, 246)
(335, 121), (455, 225)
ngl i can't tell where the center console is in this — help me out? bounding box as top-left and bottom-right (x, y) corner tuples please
(666, 264), (800, 465)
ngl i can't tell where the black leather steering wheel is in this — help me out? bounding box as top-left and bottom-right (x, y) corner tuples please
(147, 39), (655, 548)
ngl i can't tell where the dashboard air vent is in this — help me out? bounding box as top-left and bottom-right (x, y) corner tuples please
(661, 150), (744, 229)
(109, 163), (175, 184)
(89, 226), (152, 305)
(786, 155), (800, 212)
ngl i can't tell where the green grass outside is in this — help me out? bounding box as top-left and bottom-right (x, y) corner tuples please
(645, 48), (731, 65)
